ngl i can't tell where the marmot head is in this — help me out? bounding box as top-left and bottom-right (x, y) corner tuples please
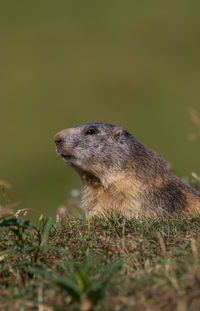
(54, 123), (135, 178)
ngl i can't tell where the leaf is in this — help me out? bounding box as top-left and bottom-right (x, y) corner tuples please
(87, 260), (122, 304)
(74, 256), (92, 292)
(40, 217), (53, 246)
(0, 216), (36, 230)
(51, 275), (80, 302)
(87, 281), (108, 305)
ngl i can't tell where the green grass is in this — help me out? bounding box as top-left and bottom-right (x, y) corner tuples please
(1, 178), (200, 311)
(1, 213), (200, 310)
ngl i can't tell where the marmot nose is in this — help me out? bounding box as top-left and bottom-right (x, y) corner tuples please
(54, 133), (64, 145)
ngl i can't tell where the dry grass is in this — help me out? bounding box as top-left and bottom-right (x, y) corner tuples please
(1, 178), (200, 310)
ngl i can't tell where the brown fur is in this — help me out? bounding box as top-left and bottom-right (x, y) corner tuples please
(54, 123), (200, 218)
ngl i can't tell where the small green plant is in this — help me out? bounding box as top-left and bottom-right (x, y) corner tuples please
(48, 257), (121, 311)
(0, 215), (37, 251)
(38, 216), (53, 247)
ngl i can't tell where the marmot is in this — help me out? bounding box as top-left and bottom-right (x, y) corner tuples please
(54, 122), (200, 218)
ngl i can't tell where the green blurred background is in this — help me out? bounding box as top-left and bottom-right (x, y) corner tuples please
(1, 1), (200, 219)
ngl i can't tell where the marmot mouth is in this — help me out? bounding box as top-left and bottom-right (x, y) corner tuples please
(61, 153), (74, 160)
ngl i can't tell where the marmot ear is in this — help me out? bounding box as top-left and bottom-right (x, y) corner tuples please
(113, 127), (124, 140)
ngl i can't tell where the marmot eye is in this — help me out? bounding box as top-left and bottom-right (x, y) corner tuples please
(85, 128), (96, 135)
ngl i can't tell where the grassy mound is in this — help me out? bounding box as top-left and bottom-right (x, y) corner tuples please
(1, 212), (200, 311)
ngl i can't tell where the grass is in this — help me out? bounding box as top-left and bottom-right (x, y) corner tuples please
(1, 178), (200, 310)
